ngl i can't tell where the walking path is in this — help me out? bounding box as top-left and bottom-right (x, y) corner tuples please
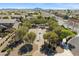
(54, 49), (73, 56)
(29, 28), (46, 56)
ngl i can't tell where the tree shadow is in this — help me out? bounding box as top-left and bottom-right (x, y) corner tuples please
(59, 43), (75, 51)
(8, 39), (23, 49)
(1, 39), (23, 53)
(67, 43), (75, 51)
(40, 42), (57, 56)
(18, 44), (33, 55)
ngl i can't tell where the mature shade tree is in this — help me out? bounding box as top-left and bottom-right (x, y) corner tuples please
(21, 20), (32, 29)
(31, 17), (46, 24)
(66, 9), (71, 16)
(60, 29), (75, 40)
(43, 32), (58, 45)
(63, 15), (69, 19)
(23, 32), (36, 43)
(48, 20), (59, 31)
(42, 32), (58, 55)
(53, 26), (62, 36)
(15, 26), (28, 41)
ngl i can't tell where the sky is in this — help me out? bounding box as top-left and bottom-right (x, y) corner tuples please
(0, 3), (79, 9)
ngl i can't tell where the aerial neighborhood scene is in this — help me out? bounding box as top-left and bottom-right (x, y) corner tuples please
(0, 3), (79, 56)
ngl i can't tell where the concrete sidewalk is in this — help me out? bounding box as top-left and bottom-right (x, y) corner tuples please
(54, 49), (73, 56)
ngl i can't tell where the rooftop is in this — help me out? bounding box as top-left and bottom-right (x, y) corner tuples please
(0, 19), (16, 23)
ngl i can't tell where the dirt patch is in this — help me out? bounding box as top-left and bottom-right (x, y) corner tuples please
(56, 46), (64, 53)
(31, 43), (38, 54)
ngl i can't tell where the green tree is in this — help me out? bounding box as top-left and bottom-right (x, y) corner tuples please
(21, 21), (32, 29)
(48, 20), (59, 31)
(53, 26), (62, 35)
(43, 32), (58, 45)
(63, 15), (69, 19)
(60, 29), (75, 39)
(3, 16), (9, 19)
(15, 26), (28, 41)
(23, 32), (36, 43)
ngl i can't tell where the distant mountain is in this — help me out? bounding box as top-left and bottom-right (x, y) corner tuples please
(34, 8), (42, 10)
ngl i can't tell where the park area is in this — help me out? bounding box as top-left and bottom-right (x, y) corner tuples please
(0, 11), (77, 56)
